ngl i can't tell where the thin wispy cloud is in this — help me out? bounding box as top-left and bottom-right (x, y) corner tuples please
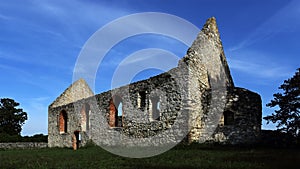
(0, 63), (32, 77)
(0, 13), (11, 20)
(0, 51), (33, 63)
(0, 51), (72, 74)
(226, 47), (295, 81)
(31, 0), (130, 45)
(109, 48), (179, 88)
(0, 0), (132, 84)
(228, 58), (292, 79)
(229, 0), (300, 51)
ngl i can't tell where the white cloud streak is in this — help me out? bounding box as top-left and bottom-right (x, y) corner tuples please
(226, 48), (295, 81)
(228, 58), (292, 79)
(229, 0), (300, 51)
(0, 13), (11, 20)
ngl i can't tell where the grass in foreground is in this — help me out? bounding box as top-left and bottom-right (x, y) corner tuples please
(0, 144), (299, 169)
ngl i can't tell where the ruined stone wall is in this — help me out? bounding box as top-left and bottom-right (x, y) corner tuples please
(48, 72), (261, 148)
(48, 80), (262, 148)
(93, 70), (184, 146)
(213, 87), (262, 144)
(186, 87), (261, 144)
(48, 17), (262, 148)
(50, 78), (93, 108)
(182, 17), (235, 143)
(48, 102), (78, 147)
(48, 67), (189, 147)
(48, 79), (94, 148)
(0, 142), (48, 149)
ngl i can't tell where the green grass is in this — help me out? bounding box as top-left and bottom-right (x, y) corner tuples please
(0, 144), (299, 169)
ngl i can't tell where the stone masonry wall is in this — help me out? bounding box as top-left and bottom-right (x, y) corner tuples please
(48, 67), (189, 147)
(182, 17), (235, 143)
(213, 87), (262, 144)
(0, 142), (48, 149)
(50, 78), (94, 108)
(48, 17), (262, 148)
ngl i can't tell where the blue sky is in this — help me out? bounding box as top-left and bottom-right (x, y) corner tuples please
(0, 0), (299, 136)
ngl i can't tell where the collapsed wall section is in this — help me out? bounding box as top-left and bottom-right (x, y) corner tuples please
(180, 17), (234, 142)
(89, 67), (189, 146)
(48, 99), (92, 148)
(213, 87), (262, 144)
(48, 67), (189, 147)
(48, 17), (262, 148)
(177, 17), (262, 144)
(49, 78), (93, 108)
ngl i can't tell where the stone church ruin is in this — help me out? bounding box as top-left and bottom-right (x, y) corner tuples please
(48, 17), (262, 148)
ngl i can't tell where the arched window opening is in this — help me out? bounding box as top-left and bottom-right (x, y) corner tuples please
(81, 104), (90, 131)
(109, 96), (123, 127)
(224, 110), (234, 126)
(150, 96), (160, 120)
(117, 102), (123, 127)
(109, 99), (117, 127)
(59, 110), (67, 133)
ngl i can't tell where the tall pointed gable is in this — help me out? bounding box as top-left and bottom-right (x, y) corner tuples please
(49, 78), (94, 108)
(183, 17), (234, 88)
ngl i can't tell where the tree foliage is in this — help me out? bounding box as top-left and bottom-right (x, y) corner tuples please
(264, 68), (300, 137)
(0, 133), (47, 142)
(0, 98), (27, 135)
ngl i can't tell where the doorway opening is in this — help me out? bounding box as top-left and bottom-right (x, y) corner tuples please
(73, 131), (81, 150)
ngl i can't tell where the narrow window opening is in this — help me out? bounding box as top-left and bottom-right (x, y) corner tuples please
(109, 96), (123, 127)
(224, 111), (234, 126)
(117, 102), (123, 127)
(150, 96), (160, 120)
(109, 99), (117, 127)
(59, 110), (67, 133)
(138, 91), (146, 110)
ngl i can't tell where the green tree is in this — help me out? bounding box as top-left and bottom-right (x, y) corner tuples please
(0, 98), (27, 135)
(264, 68), (300, 137)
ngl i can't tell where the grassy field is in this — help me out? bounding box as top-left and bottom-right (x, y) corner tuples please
(0, 144), (299, 169)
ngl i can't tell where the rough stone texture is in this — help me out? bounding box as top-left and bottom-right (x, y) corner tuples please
(214, 87), (262, 144)
(181, 17), (234, 143)
(50, 78), (94, 108)
(48, 69), (186, 147)
(0, 142), (48, 149)
(48, 17), (262, 148)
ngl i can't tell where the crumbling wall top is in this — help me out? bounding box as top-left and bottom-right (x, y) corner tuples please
(49, 78), (93, 108)
(182, 17), (234, 88)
